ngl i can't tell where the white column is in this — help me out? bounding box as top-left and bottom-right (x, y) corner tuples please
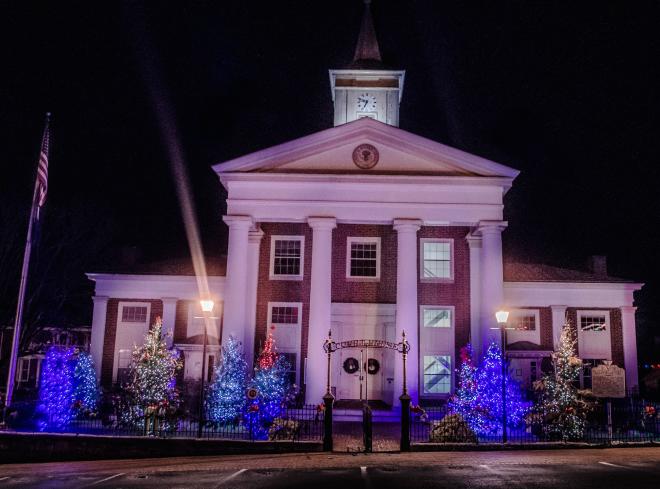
(89, 295), (109, 381)
(222, 215), (253, 347)
(477, 221), (507, 357)
(620, 306), (639, 393)
(305, 217), (336, 405)
(466, 234), (482, 359)
(550, 305), (568, 349)
(161, 297), (178, 348)
(244, 227), (264, 369)
(393, 219), (422, 406)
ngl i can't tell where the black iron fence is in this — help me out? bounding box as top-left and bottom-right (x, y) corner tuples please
(2, 400), (324, 442)
(411, 397), (660, 445)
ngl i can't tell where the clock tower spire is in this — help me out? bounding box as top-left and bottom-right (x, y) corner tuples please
(329, 0), (405, 127)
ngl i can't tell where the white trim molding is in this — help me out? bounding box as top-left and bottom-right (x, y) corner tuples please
(269, 235), (305, 281)
(346, 236), (381, 281)
(419, 238), (454, 283)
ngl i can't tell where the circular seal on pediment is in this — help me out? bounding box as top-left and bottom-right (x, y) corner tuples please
(352, 143), (379, 169)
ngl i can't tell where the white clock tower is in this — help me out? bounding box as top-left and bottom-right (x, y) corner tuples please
(329, 0), (405, 127)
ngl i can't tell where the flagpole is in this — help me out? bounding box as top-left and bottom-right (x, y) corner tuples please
(4, 113), (51, 410)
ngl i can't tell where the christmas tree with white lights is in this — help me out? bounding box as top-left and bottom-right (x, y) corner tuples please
(206, 335), (248, 425)
(123, 317), (182, 428)
(530, 323), (593, 441)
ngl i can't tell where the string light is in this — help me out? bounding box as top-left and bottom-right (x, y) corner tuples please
(449, 342), (530, 435)
(73, 351), (99, 415)
(37, 346), (75, 431)
(206, 336), (248, 424)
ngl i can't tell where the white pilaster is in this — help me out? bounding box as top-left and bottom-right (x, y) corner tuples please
(161, 297), (178, 348)
(393, 218), (422, 406)
(620, 306), (638, 392)
(466, 234), (482, 359)
(476, 221), (507, 357)
(305, 217), (336, 405)
(550, 305), (568, 349)
(222, 215), (253, 347)
(244, 226), (264, 369)
(89, 295), (109, 381)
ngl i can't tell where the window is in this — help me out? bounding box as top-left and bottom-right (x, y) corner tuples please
(420, 239), (453, 281)
(506, 309), (541, 346)
(121, 306), (148, 323)
(281, 352), (298, 386)
(117, 349), (132, 384)
(268, 302), (302, 385)
(581, 359), (603, 389)
(422, 308), (452, 328)
(513, 314), (536, 331)
(580, 314), (607, 332)
(346, 237), (380, 279)
(271, 306), (299, 324)
(422, 355), (451, 394)
(270, 236), (304, 279)
(19, 358), (32, 382)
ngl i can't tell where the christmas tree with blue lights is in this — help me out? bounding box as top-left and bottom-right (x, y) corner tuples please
(37, 346), (76, 431)
(448, 344), (486, 434)
(475, 342), (531, 434)
(73, 351), (99, 416)
(206, 336), (248, 425)
(246, 334), (291, 439)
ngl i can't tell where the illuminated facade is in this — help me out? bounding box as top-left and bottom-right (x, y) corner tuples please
(87, 2), (642, 407)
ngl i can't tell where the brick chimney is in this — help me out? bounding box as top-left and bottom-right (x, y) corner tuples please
(587, 255), (608, 278)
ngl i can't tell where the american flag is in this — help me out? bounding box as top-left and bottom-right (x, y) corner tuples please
(35, 114), (50, 218)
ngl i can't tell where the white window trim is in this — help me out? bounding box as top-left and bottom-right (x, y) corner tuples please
(118, 302), (151, 325)
(419, 305), (455, 329)
(576, 309), (612, 360)
(421, 354), (453, 397)
(419, 305), (454, 397)
(269, 235), (305, 281)
(267, 301), (303, 386)
(114, 301), (151, 382)
(419, 238), (454, 282)
(346, 236), (381, 281)
(577, 309), (611, 333)
(506, 308), (541, 346)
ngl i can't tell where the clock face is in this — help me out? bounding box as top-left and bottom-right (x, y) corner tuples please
(356, 93), (377, 112)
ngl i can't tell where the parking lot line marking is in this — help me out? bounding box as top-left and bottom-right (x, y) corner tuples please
(0, 476), (9, 481)
(599, 461), (629, 469)
(87, 473), (125, 486)
(361, 466), (372, 489)
(216, 469), (247, 487)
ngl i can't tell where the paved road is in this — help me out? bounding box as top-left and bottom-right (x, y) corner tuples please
(0, 448), (658, 488)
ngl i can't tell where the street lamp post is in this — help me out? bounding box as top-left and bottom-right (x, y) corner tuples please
(197, 299), (215, 438)
(495, 309), (510, 443)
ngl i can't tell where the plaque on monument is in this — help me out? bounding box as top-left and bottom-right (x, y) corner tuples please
(592, 363), (626, 398)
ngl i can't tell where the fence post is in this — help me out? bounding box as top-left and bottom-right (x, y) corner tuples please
(607, 398), (613, 445)
(400, 393), (411, 451)
(323, 392), (334, 451)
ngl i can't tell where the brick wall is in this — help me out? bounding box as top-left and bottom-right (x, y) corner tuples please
(417, 226), (471, 362)
(100, 298), (163, 387)
(255, 223), (312, 387)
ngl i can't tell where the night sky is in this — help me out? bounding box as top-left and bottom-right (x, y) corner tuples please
(1, 2), (659, 364)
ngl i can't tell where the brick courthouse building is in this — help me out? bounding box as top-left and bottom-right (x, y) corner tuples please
(87, 3), (642, 410)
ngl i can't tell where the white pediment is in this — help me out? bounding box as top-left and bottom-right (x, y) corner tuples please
(213, 118), (519, 179)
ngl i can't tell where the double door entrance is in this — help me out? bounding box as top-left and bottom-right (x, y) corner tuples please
(331, 303), (396, 405)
